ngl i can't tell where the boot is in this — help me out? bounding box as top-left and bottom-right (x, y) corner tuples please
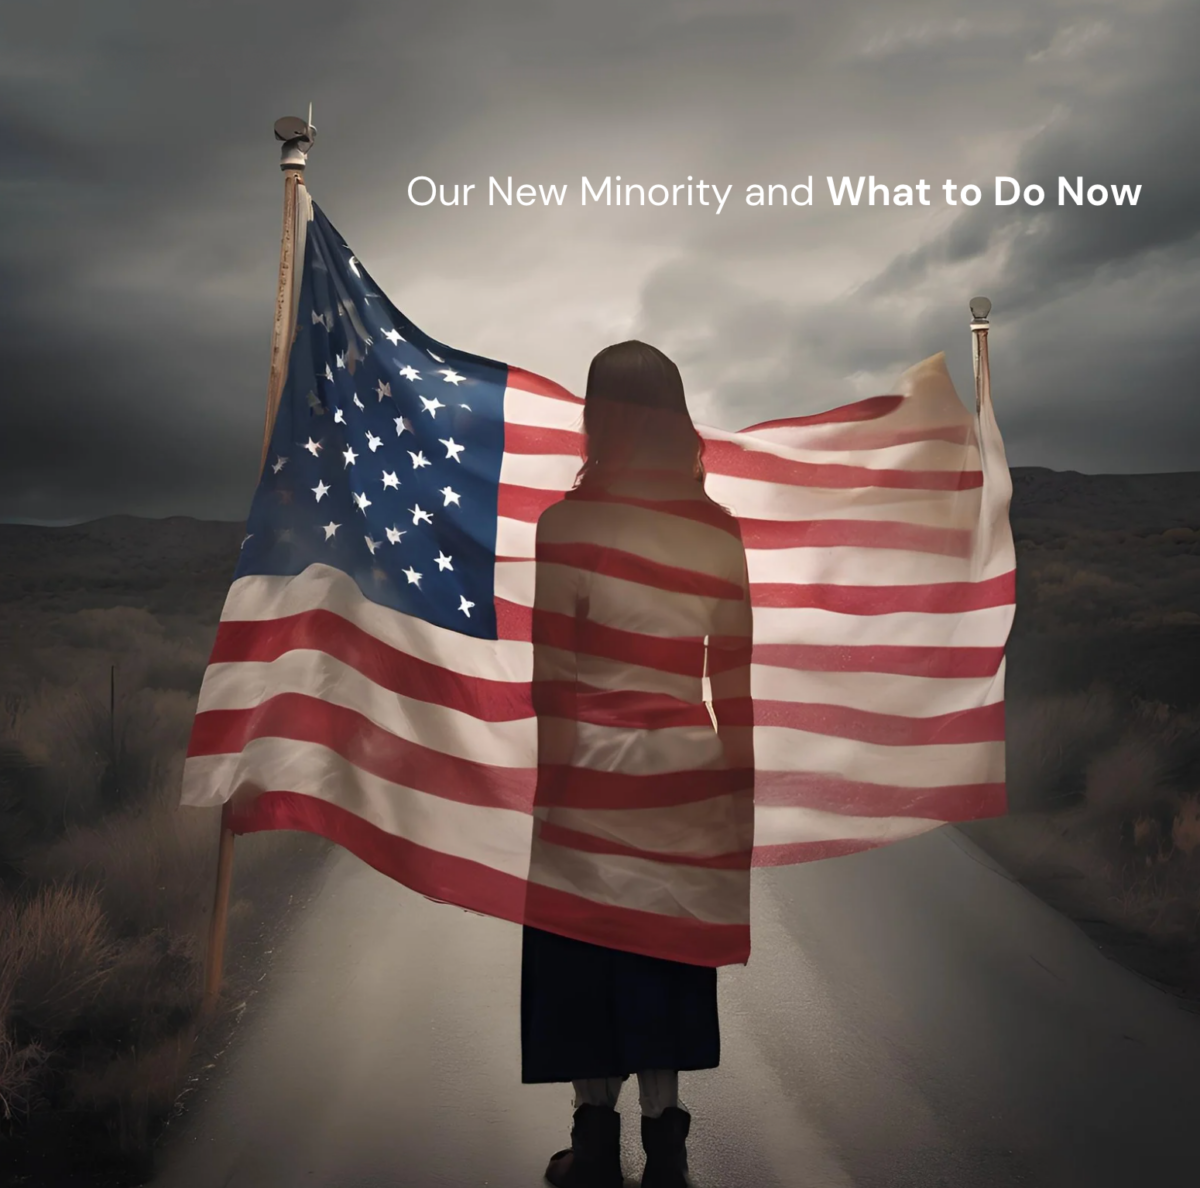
(640, 1106), (691, 1188)
(544, 1102), (624, 1188)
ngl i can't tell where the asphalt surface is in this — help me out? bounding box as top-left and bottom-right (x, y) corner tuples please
(155, 826), (1200, 1187)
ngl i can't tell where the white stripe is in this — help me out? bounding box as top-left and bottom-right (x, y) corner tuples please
(701, 423), (982, 474)
(753, 805), (943, 847)
(196, 649), (535, 760)
(495, 561), (1013, 646)
(503, 385), (585, 430)
(753, 727), (1005, 785)
(180, 739), (532, 874)
(499, 450), (580, 491)
(217, 566), (531, 681)
(527, 840), (750, 925)
(704, 474), (984, 526)
(751, 664), (1005, 715)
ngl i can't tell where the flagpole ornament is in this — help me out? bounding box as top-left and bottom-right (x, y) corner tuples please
(970, 296), (991, 416)
(275, 112), (317, 170)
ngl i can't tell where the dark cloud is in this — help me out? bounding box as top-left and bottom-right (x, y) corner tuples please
(0, 0), (1196, 524)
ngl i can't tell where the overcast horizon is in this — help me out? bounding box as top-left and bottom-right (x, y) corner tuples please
(2, 0), (1198, 526)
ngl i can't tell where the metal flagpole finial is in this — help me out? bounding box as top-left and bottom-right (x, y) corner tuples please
(275, 113), (317, 171)
(969, 295), (991, 329)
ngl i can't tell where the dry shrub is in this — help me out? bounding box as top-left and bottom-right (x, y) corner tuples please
(1005, 684), (1120, 811)
(1083, 734), (1173, 819)
(0, 883), (118, 1039)
(66, 1024), (198, 1150)
(0, 1011), (50, 1121)
(22, 797), (217, 941)
(1173, 796), (1200, 856)
(2, 679), (200, 836)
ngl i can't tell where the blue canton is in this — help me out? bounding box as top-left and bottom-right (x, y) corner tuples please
(237, 201), (506, 639)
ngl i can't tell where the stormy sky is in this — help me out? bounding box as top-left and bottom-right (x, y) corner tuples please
(1, 0), (1197, 524)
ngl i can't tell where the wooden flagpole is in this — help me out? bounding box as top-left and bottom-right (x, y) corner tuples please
(970, 296), (991, 415)
(201, 112), (316, 1018)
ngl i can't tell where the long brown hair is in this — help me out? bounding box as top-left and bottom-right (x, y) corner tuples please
(573, 340), (708, 490)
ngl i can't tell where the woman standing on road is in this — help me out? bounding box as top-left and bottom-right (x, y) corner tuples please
(521, 341), (755, 1188)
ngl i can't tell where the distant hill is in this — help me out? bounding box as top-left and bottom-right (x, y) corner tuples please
(1010, 467), (1200, 533)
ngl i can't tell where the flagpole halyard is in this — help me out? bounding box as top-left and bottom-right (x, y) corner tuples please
(201, 114), (317, 1019)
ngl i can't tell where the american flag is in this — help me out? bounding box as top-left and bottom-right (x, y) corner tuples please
(182, 187), (1015, 966)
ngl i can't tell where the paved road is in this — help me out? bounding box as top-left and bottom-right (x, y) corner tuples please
(156, 827), (1200, 1187)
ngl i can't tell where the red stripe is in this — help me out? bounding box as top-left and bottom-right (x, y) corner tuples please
(533, 682), (718, 729)
(738, 395), (904, 430)
(750, 836), (890, 867)
(537, 540), (746, 599)
(505, 422), (583, 455)
(523, 879), (749, 966)
(750, 698), (1005, 745)
(752, 570), (1015, 613)
(506, 365), (583, 404)
(534, 610), (706, 674)
(208, 610), (530, 722)
(751, 642), (1005, 677)
(562, 486), (743, 537)
(187, 693), (535, 811)
(740, 517), (971, 555)
(701, 439), (982, 491)
(535, 764), (752, 810)
(754, 771), (1007, 819)
(228, 790), (748, 965)
(535, 820), (752, 871)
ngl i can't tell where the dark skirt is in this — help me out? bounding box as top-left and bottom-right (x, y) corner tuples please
(520, 924), (720, 1083)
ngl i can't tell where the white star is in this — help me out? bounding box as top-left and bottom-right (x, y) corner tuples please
(336, 352), (346, 370)
(428, 350), (445, 363)
(458, 595), (475, 617)
(394, 416), (413, 437)
(322, 521), (340, 540)
(438, 368), (465, 385)
(399, 365), (421, 382)
(382, 327), (404, 346)
(343, 446), (358, 468)
(366, 431), (383, 452)
(439, 486), (461, 507)
(419, 394), (445, 417)
(376, 380), (392, 402)
(271, 455), (287, 474)
(458, 402), (472, 411)
(402, 565), (422, 587)
(324, 363), (334, 382)
(348, 254), (360, 277)
(240, 533), (252, 549)
(312, 480), (331, 502)
(409, 504), (432, 526)
(408, 450), (430, 469)
(304, 437), (323, 457)
(353, 491), (372, 513)
(439, 437), (465, 462)
(364, 535), (380, 554)
(334, 408), (346, 425)
(434, 551), (453, 572)
(381, 470), (400, 491)
(311, 310), (327, 327)
(353, 393), (365, 411)
(386, 525), (406, 545)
